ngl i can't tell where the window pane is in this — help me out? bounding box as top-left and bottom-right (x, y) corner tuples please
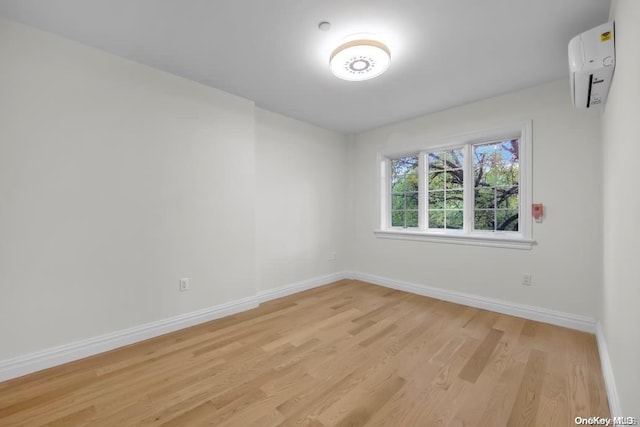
(391, 155), (418, 192)
(497, 209), (519, 231)
(391, 211), (404, 227)
(445, 190), (463, 209)
(445, 170), (463, 189)
(428, 152), (445, 171)
(475, 188), (494, 209)
(406, 192), (419, 210)
(429, 210), (444, 229)
(392, 176), (418, 192)
(428, 171), (444, 191)
(392, 194), (405, 210)
(446, 210), (463, 229)
(430, 148), (464, 172)
(429, 190), (444, 209)
(474, 210), (494, 231)
(454, 148), (464, 167)
(496, 186), (518, 209)
(429, 147), (465, 231)
(392, 155), (418, 176)
(473, 139), (519, 232)
(473, 139), (519, 187)
(391, 155), (418, 228)
(445, 148), (464, 169)
(493, 168), (518, 186)
(406, 210), (419, 227)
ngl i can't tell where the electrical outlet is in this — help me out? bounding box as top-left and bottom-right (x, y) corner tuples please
(328, 252), (337, 261)
(179, 278), (190, 292)
(522, 274), (532, 286)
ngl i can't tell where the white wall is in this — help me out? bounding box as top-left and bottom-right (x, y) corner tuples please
(255, 108), (348, 291)
(602, 0), (640, 414)
(0, 19), (351, 365)
(0, 19), (257, 360)
(348, 80), (602, 317)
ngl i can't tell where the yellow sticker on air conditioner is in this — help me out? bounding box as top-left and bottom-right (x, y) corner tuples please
(601, 31), (612, 42)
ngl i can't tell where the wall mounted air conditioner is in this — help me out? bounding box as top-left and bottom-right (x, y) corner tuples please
(568, 22), (615, 108)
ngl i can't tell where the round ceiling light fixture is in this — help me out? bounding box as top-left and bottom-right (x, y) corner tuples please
(329, 39), (391, 81)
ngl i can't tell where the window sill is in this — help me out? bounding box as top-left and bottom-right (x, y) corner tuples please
(373, 229), (535, 250)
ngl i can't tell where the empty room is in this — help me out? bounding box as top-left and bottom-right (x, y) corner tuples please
(0, 0), (638, 426)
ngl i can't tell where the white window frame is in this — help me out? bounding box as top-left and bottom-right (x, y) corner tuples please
(375, 122), (534, 250)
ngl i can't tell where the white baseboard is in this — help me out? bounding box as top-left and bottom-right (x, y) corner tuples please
(350, 272), (597, 333)
(0, 271), (350, 383)
(0, 295), (259, 383)
(256, 271), (350, 303)
(0, 270), (601, 385)
(595, 322), (622, 417)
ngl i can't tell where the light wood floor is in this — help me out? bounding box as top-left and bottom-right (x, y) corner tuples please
(0, 280), (610, 426)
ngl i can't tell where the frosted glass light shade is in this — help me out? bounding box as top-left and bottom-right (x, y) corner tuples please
(329, 39), (391, 81)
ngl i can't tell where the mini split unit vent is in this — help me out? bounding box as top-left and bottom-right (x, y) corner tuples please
(568, 22), (616, 108)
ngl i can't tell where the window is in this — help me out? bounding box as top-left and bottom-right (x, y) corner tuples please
(427, 147), (464, 230)
(391, 156), (419, 228)
(376, 122), (533, 249)
(472, 139), (520, 232)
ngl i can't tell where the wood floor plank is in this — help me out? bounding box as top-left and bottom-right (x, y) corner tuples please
(537, 371), (569, 427)
(0, 280), (610, 426)
(458, 328), (504, 384)
(477, 357), (527, 426)
(507, 348), (548, 426)
(332, 376), (405, 427)
(582, 334), (611, 416)
(452, 321), (517, 426)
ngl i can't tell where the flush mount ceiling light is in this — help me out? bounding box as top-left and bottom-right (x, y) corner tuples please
(329, 39), (391, 81)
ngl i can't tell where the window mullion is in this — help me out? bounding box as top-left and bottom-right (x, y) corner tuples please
(463, 144), (473, 234)
(418, 152), (426, 231)
(384, 158), (391, 229)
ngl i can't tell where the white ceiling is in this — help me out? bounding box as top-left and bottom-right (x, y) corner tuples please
(0, 0), (610, 133)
